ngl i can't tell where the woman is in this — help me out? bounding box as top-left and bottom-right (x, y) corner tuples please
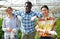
(2, 7), (20, 39)
(35, 5), (57, 39)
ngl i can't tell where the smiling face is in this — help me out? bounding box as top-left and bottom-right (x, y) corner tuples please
(25, 1), (32, 13)
(41, 7), (49, 17)
(41, 5), (49, 17)
(6, 7), (13, 15)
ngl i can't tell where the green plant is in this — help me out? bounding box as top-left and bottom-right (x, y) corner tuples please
(18, 30), (22, 39)
(0, 18), (4, 39)
(56, 18), (60, 39)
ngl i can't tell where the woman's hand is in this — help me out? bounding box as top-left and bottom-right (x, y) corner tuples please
(7, 28), (12, 32)
(45, 30), (50, 34)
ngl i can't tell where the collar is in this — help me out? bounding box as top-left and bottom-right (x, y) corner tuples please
(25, 10), (32, 15)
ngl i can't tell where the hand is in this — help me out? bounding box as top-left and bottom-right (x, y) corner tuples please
(11, 29), (16, 32)
(7, 28), (12, 32)
(45, 30), (49, 34)
(42, 30), (49, 37)
(36, 29), (41, 32)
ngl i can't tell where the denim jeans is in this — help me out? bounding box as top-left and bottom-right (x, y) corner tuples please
(40, 37), (54, 39)
(4, 35), (18, 39)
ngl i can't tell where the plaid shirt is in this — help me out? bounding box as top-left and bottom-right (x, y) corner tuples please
(14, 10), (42, 34)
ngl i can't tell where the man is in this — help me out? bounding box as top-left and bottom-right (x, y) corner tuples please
(14, 1), (42, 39)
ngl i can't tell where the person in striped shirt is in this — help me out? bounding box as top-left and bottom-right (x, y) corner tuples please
(2, 7), (20, 39)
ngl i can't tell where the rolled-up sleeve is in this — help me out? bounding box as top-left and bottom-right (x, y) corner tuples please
(37, 12), (43, 18)
(13, 11), (21, 16)
(2, 19), (7, 32)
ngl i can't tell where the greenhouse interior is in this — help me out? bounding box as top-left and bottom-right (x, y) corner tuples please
(0, 0), (60, 39)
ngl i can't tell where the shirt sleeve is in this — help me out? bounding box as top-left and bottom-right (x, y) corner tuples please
(31, 12), (43, 21)
(13, 11), (21, 16)
(36, 12), (43, 18)
(2, 19), (7, 32)
(33, 12), (43, 21)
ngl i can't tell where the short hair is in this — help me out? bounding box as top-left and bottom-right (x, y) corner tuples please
(41, 5), (49, 10)
(25, 1), (32, 6)
(6, 7), (13, 11)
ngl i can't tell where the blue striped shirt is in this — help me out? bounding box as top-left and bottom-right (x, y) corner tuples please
(2, 16), (20, 36)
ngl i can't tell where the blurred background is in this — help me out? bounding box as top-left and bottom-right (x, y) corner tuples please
(0, 0), (60, 39)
